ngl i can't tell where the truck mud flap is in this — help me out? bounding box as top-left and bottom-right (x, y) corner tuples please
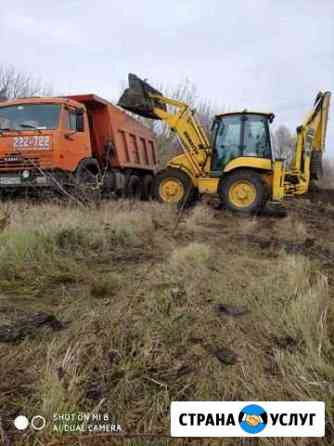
(118, 73), (167, 119)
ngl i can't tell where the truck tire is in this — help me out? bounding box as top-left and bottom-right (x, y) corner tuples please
(153, 168), (197, 208)
(219, 169), (267, 214)
(126, 175), (143, 199)
(75, 160), (101, 202)
(142, 174), (154, 200)
(102, 171), (115, 198)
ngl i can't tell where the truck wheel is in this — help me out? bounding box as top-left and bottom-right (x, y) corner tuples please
(102, 171), (115, 198)
(154, 168), (196, 208)
(126, 175), (143, 200)
(219, 169), (267, 214)
(75, 162), (101, 202)
(142, 174), (154, 200)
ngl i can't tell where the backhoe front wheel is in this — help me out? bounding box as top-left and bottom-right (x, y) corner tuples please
(219, 169), (267, 214)
(154, 168), (197, 208)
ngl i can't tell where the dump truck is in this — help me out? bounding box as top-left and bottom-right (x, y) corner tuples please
(0, 94), (159, 199)
(119, 74), (331, 213)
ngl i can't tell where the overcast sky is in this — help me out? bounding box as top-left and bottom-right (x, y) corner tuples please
(1, 0), (333, 156)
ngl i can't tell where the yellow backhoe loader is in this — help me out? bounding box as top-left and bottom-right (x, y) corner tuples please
(118, 74), (331, 213)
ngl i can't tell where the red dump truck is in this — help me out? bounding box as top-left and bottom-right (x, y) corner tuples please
(0, 94), (159, 198)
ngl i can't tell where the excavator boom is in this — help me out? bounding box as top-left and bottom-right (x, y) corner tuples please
(289, 91), (331, 187)
(311, 91), (331, 153)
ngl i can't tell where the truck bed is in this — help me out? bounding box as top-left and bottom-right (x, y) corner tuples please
(66, 94), (158, 172)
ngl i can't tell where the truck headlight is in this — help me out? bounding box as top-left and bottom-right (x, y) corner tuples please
(22, 170), (30, 180)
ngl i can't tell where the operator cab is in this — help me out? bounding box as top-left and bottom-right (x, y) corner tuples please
(211, 111), (274, 172)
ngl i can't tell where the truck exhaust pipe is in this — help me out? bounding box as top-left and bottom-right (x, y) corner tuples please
(118, 73), (167, 119)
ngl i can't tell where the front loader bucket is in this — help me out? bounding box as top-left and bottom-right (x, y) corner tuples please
(118, 73), (166, 119)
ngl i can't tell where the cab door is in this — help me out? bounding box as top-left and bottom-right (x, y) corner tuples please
(58, 106), (92, 172)
(211, 115), (242, 171)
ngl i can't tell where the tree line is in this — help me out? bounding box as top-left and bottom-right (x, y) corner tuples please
(0, 65), (51, 101)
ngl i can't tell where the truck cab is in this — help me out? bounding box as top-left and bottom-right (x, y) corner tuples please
(0, 97), (91, 187)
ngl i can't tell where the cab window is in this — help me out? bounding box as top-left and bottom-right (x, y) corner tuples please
(213, 116), (241, 170)
(244, 116), (271, 158)
(64, 109), (84, 132)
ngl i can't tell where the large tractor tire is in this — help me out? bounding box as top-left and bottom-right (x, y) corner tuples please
(126, 175), (143, 200)
(153, 168), (197, 208)
(219, 169), (267, 214)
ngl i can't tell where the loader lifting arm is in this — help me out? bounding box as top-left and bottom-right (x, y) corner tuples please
(118, 74), (211, 177)
(286, 91), (331, 195)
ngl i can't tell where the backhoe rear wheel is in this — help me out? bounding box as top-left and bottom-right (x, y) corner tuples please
(154, 168), (196, 208)
(219, 169), (267, 214)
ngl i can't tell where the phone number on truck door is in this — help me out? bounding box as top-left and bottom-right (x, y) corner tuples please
(13, 136), (50, 149)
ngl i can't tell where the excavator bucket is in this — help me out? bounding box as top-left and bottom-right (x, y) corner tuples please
(118, 74), (167, 119)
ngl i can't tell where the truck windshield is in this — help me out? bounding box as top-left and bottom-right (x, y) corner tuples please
(0, 104), (60, 130)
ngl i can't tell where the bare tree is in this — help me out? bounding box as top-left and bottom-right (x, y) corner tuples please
(118, 76), (222, 166)
(0, 65), (52, 101)
(272, 125), (295, 164)
(135, 78), (220, 166)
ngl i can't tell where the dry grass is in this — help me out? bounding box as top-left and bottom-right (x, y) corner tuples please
(237, 216), (259, 236)
(0, 198), (333, 445)
(273, 215), (308, 242)
(183, 203), (215, 231)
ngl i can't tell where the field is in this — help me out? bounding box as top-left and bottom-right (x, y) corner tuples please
(0, 193), (333, 446)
